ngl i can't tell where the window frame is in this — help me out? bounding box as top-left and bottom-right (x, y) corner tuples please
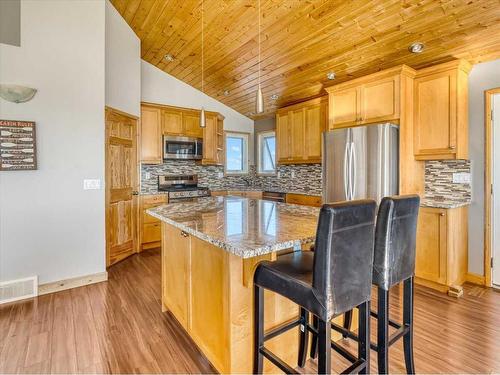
(224, 131), (249, 175)
(257, 130), (277, 175)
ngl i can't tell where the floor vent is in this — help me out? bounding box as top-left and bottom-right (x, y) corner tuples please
(0, 276), (38, 304)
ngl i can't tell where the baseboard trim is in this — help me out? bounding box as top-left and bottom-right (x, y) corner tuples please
(38, 271), (108, 296)
(465, 272), (485, 286)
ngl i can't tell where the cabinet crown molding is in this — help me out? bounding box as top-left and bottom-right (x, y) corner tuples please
(415, 59), (472, 78)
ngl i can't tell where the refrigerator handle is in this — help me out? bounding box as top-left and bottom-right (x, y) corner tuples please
(350, 142), (356, 199)
(343, 141), (350, 200)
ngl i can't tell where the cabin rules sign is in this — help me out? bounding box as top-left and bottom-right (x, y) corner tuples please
(0, 119), (37, 171)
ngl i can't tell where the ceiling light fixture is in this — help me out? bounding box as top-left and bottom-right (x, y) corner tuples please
(270, 94), (279, 100)
(408, 42), (425, 54)
(164, 54), (175, 62)
(255, 0), (264, 114)
(326, 72), (336, 80)
(223, 90), (230, 96)
(199, 0), (206, 128)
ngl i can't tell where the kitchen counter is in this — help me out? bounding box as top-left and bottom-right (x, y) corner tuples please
(147, 196), (320, 258)
(420, 197), (470, 209)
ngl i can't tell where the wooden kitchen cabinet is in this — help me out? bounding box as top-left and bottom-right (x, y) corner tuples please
(413, 59), (471, 160)
(139, 194), (168, 250)
(202, 112), (224, 165)
(276, 96), (327, 164)
(140, 102), (224, 166)
(162, 223), (190, 328)
(286, 193), (322, 207)
(415, 206), (468, 295)
(140, 105), (162, 164)
(327, 69), (402, 129)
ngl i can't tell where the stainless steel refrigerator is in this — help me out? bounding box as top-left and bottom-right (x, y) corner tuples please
(322, 124), (399, 203)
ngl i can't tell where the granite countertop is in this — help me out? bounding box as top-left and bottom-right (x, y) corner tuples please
(141, 187), (322, 197)
(420, 197), (470, 209)
(147, 196), (320, 258)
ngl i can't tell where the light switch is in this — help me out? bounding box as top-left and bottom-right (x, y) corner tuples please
(83, 179), (101, 190)
(452, 172), (471, 184)
(218, 172), (223, 178)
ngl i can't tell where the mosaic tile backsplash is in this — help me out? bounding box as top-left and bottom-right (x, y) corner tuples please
(140, 161), (323, 196)
(424, 160), (471, 205)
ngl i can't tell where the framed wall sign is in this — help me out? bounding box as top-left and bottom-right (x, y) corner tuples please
(0, 119), (37, 171)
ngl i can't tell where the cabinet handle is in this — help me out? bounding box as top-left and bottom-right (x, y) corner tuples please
(180, 230), (189, 237)
(449, 145), (456, 150)
(440, 213), (445, 216)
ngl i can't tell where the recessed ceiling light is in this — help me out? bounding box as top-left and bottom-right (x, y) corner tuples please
(326, 72), (336, 80)
(408, 42), (425, 54)
(270, 94), (279, 100)
(223, 90), (230, 96)
(164, 54), (175, 62)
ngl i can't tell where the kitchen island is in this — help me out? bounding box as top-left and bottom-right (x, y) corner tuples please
(147, 196), (354, 373)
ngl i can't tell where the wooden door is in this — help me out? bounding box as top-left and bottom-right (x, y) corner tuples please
(360, 76), (399, 123)
(105, 107), (138, 267)
(415, 208), (447, 284)
(183, 111), (203, 138)
(304, 104), (322, 161)
(290, 109), (305, 160)
(162, 224), (190, 329)
(140, 106), (162, 164)
(330, 87), (359, 128)
(276, 112), (290, 162)
(162, 108), (183, 135)
(414, 71), (456, 158)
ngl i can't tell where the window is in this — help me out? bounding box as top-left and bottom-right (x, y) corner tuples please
(257, 131), (276, 174)
(225, 132), (249, 174)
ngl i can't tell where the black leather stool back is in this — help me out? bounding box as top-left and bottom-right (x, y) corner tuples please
(372, 195), (420, 291)
(312, 200), (377, 321)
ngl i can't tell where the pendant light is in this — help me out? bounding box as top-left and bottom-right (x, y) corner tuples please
(255, 0), (264, 114)
(199, 0), (206, 128)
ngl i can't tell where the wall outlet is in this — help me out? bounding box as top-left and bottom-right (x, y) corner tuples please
(291, 171), (296, 179)
(452, 172), (471, 184)
(218, 172), (223, 178)
(83, 179), (101, 190)
(145, 172), (152, 180)
(277, 171), (281, 179)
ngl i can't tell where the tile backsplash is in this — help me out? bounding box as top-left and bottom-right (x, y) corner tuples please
(424, 160), (471, 205)
(140, 161), (322, 195)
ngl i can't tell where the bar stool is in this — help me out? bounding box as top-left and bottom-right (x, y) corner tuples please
(253, 200), (377, 374)
(310, 195), (420, 374)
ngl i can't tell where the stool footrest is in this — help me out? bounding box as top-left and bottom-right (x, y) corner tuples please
(370, 310), (402, 329)
(331, 322), (378, 351)
(263, 318), (302, 342)
(260, 347), (299, 374)
(388, 325), (410, 346)
(340, 359), (367, 375)
(331, 340), (358, 363)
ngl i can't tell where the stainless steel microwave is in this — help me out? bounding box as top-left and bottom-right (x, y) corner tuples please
(163, 135), (203, 160)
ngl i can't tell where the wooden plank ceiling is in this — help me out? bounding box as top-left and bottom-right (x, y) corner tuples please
(112, 0), (500, 119)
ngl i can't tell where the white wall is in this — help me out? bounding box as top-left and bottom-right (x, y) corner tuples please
(468, 58), (500, 275)
(0, 0), (106, 284)
(141, 60), (255, 163)
(105, 0), (140, 117)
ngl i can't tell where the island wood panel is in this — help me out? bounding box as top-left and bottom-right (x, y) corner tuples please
(161, 222), (352, 374)
(111, 0), (500, 119)
(105, 107), (138, 267)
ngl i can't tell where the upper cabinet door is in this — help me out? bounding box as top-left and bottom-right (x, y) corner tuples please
(162, 109), (183, 135)
(413, 60), (470, 160)
(183, 111), (203, 138)
(276, 112), (290, 162)
(140, 106), (162, 164)
(304, 104), (323, 161)
(329, 88), (359, 128)
(202, 113), (217, 163)
(290, 109), (305, 160)
(360, 76), (399, 123)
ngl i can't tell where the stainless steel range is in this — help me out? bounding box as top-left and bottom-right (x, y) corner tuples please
(158, 174), (210, 201)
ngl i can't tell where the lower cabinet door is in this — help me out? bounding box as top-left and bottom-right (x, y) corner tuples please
(415, 208), (447, 284)
(143, 222), (161, 243)
(162, 224), (190, 328)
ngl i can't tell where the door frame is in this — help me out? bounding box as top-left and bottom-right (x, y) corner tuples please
(484, 88), (500, 287)
(105, 106), (140, 267)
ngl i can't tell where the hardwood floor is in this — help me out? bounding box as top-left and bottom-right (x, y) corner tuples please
(1, 248), (499, 374)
